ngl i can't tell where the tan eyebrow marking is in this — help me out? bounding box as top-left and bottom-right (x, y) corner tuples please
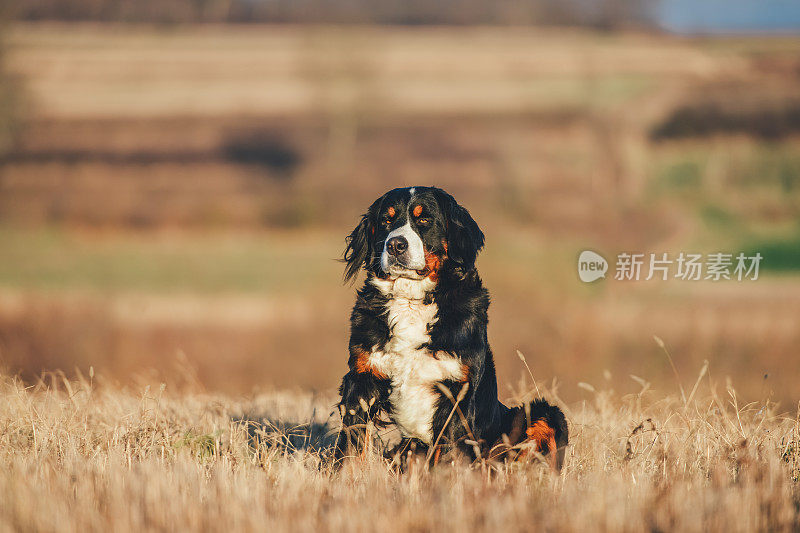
(413, 205), (423, 217)
(387, 207), (396, 217)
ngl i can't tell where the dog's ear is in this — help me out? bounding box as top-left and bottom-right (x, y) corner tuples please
(434, 188), (484, 271)
(342, 195), (384, 283)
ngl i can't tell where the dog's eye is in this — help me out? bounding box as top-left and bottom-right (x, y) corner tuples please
(382, 207), (396, 225)
(417, 218), (431, 227)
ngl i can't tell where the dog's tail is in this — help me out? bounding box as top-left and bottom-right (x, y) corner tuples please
(525, 398), (569, 470)
(497, 398), (568, 470)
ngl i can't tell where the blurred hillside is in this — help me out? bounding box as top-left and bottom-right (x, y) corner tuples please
(15, 0), (655, 28)
(14, 0), (800, 31)
(0, 23), (799, 407)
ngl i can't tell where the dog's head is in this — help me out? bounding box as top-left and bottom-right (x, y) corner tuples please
(343, 187), (484, 283)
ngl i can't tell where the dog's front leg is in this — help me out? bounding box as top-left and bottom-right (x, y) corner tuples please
(334, 368), (390, 462)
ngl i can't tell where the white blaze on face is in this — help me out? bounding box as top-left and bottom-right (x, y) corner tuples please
(381, 220), (426, 274)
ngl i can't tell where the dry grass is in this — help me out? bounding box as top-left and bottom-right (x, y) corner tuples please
(0, 371), (798, 532)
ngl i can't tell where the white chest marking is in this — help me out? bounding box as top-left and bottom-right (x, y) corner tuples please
(368, 277), (465, 444)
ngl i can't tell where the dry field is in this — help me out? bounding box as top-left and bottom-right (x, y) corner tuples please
(1, 23), (800, 404)
(0, 25), (799, 530)
(1, 228), (799, 405)
(5, 24), (800, 233)
(0, 371), (798, 531)
(5, 24), (738, 118)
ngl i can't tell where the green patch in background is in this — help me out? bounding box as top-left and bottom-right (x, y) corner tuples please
(699, 203), (741, 231)
(657, 160), (703, 191)
(729, 144), (800, 191)
(649, 141), (800, 264)
(651, 141), (800, 196)
(744, 233), (800, 272)
(0, 227), (342, 295)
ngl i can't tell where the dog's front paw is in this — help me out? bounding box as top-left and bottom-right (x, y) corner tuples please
(338, 371), (390, 426)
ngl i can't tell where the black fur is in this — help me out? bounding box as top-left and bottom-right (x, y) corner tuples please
(335, 186), (568, 467)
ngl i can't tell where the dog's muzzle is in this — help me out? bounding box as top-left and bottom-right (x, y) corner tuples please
(381, 222), (426, 276)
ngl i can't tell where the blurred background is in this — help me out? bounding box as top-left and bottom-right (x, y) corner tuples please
(0, 1), (799, 406)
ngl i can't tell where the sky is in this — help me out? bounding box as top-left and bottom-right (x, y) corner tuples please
(656, 0), (800, 33)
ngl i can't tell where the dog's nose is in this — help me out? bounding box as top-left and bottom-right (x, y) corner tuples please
(386, 236), (408, 256)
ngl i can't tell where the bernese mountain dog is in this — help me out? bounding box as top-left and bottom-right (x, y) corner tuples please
(335, 186), (568, 469)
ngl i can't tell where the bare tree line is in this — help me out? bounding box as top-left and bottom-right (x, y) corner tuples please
(15, 0), (655, 28)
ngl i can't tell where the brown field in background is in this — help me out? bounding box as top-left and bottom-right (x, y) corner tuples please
(1, 23), (799, 408)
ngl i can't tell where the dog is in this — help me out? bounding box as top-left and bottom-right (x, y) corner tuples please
(335, 186), (568, 469)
